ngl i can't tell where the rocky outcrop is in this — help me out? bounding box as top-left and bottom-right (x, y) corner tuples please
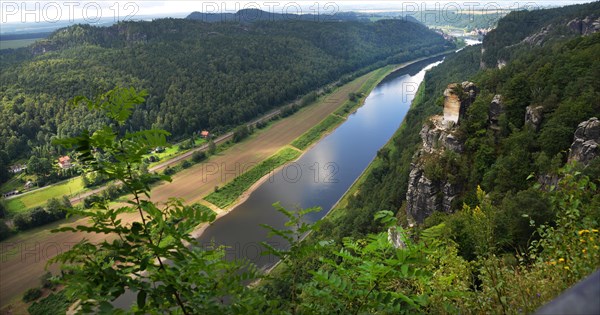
(406, 116), (463, 223)
(443, 86), (461, 124)
(406, 82), (478, 223)
(568, 117), (600, 166)
(525, 105), (544, 130)
(419, 116), (464, 154)
(567, 16), (600, 36)
(442, 82), (479, 125)
(488, 94), (504, 131)
(522, 16), (600, 47)
(523, 25), (553, 46)
(406, 166), (442, 223)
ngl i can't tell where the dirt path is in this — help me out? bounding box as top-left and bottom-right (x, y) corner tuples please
(0, 70), (372, 308)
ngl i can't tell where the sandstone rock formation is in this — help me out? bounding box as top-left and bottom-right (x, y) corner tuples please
(567, 16), (600, 36)
(568, 117), (600, 166)
(406, 82), (478, 223)
(488, 94), (504, 131)
(525, 105), (544, 130)
(442, 82), (479, 125)
(443, 86), (461, 124)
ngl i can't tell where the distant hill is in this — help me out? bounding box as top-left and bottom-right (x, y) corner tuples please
(482, 1), (600, 67)
(186, 8), (365, 23)
(0, 16), (450, 172)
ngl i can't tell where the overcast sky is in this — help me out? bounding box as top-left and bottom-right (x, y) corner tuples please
(1, 1), (596, 23)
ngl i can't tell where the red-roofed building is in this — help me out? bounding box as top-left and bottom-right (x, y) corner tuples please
(200, 130), (210, 138)
(58, 156), (72, 169)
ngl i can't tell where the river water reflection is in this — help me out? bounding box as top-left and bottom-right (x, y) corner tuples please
(197, 56), (447, 270)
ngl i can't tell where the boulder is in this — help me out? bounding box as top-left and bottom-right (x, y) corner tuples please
(568, 117), (600, 166)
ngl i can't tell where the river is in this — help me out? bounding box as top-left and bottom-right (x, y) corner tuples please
(197, 56), (447, 270)
(112, 55), (448, 308)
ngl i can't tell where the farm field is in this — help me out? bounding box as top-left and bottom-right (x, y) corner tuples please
(0, 38), (41, 49)
(5, 178), (84, 213)
(0, 63), (380, 308)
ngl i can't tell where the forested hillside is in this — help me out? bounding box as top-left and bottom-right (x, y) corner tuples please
(319, 1), (600, 243)
(0, 17), (450, 180)
(482, 1), (600, 67)
(261, 2), (599, 313)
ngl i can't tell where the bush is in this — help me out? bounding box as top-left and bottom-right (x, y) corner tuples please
(281, 104), (300, 118)
(192, 151), (206, 163)
(181, 160), (192, 169)
(13, 212), (32, 230)
(163, 166), (176, 176)
(103, 183), (121, 200)
(232, 125), (252, 143)
(45, 198), (68, 220)
(0, 219), (12, 240)
(0, 201), (6, 218)
(28, 291), (72, 315)
(29, 207), (56, 227)
(83, 195), (104, 209)
(22, 287), (42, 303)
(41, 272), (54, 289)
(255, 121), (267, 129)
(300, 91), (318, 106)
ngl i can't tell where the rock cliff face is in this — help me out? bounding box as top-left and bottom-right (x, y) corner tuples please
(442, 82), (479, 125)
(568, 117), (600, 166)
(406, 82), (478, 223)
(523, 16), (600, 47)
(525, 105), (544, 131)
(488, 94), (504, 131)
(567, 16), (600, 35)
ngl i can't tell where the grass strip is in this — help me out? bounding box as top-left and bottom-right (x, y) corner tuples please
(291, 115), (343, 150)
(204, 147), (301, 209)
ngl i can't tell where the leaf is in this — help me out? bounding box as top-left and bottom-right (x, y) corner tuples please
(137, 289), (147, 309)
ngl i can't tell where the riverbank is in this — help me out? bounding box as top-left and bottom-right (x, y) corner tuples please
(191, 52), (454, 248)
(0, 52), (454, 310)
(0, 59), (390, 310)
(258, 55), (449, 281)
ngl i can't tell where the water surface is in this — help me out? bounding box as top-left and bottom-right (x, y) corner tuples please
(197, 56), (446, 269)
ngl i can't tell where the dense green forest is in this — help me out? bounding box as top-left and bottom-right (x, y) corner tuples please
(482, 1), (600, 66)
(0, 17), (450, 184)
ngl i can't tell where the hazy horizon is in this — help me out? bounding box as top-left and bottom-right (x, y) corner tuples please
(1, 0), (596, 27)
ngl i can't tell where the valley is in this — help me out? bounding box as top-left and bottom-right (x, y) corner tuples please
(0, 2), (599, 314)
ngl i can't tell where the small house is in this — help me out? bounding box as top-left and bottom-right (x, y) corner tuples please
(58, 156), (72, 169)
(200, 130), (210, 138)
(9, 164), (26, 173)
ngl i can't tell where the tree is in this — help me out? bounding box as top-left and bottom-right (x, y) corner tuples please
(232, 125), (251, 143)
(0, 202), (6, 218)
(208, 139), (217, 155)
(0, 150), (9, 184)
(27, 156), (53, 177)
(0, 220), (11, 240)
(51, 87), (260, 313)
